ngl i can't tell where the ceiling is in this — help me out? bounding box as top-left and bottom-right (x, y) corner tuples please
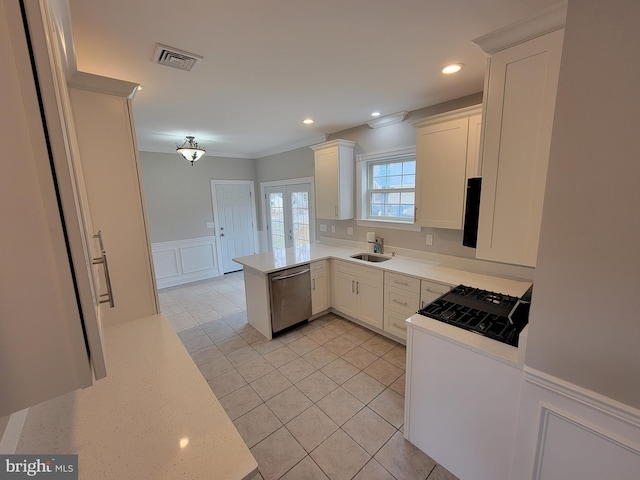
(67, 0), (560, 159)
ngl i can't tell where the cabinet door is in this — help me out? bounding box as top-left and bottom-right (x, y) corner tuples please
(311, 261), (329, 315)
(416, 117), (471, 229)
(477, 29), (564, 267)
(333, 271), (357, 318)
(314, 147), (340, 219)
(356, 277), (384, 329)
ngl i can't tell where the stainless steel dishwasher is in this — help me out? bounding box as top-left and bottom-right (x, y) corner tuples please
(269, 263), (312, 335)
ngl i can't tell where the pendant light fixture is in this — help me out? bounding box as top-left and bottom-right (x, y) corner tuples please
(176, 136), (206, 165)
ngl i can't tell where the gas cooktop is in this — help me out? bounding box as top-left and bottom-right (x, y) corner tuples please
(417, 284), (531, 347)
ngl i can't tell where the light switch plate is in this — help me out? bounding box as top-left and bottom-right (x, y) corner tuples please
(426, 234), (433, 246)
(320, 224), (327, 232)
(347, 227), (354, 235)
(331, 225), (336, 233)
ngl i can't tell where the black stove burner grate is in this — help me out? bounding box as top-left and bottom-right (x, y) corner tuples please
(417, 285), (526, 347)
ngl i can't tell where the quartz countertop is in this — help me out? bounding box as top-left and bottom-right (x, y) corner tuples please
(14, 314), (258, 479)
(234, 243), (531, 297)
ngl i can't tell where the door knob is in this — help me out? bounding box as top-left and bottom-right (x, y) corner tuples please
(220, 233), (225, 237)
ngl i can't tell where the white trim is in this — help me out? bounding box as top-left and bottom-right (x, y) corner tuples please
(367, 111), (408, 129)
(356, 146), (416, 163)
(255, 134), (328, 159)
(410, 105), (482, 128)
(152, 237), (219, 288)
(355, 219), (422, 232)
(472, 1), (567, 54)
(523, 366), (640, 427)
(210, 180), (259, 273)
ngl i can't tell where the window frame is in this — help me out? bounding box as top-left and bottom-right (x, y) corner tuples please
(356, 146), (421, 230)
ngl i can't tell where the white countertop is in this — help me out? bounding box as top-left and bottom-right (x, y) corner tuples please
(234, 243), (531, 297)
(14, 314), (258, 480)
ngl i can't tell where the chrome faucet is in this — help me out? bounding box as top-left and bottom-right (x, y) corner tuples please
(372, 236), (384, 254)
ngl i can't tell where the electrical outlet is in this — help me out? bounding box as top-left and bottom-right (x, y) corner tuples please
(426, 234), (433, 246)
(347, 227), (354, 235)
(206, 222), (215, 229)
(331, 225), (336, 233)
(320, 224), (327, 232)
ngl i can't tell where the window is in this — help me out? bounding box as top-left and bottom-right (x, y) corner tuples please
(366, 155), (416, 222)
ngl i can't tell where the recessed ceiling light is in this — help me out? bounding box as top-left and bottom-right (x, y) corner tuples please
(303, 118), (314, 125)
(371, 111), (381, 117)
(442, 63), (464, 75)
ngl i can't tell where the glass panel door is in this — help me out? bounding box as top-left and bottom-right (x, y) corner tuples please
(265, 183), (313, 251)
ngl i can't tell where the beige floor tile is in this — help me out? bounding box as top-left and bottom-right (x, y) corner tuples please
(250, 370), (293, 401)
(233, 404), (283, 448)
(183, 300), (214, 316)
(197, 355), (235, 381)
(266, 386), (313, 424)
(206, 369), (247, 398)
(324, 319), (357, 335)
(275, 328), (305, 344)
(310, 430), (370, 480)
(208, 325), (241, 344)
(427, 464), (459, 480)
(341, 346), (379, 370)
(226, 345), (261, 367)
(216, 334), (250, 354)
(251, 338), (284, 356)
(360, 335), (397, 356)
(176, 325), (205, 342)
(278, 358), (317, 384)
(240, 329), (268, 344)
(200, 318), (232, 335)
(364, 358), (404, 386)
(286, 405), (338, 452)
(262, 345), (299, 368)
(382, 345), (407, 370)
(181, 333), (213, 353)
(352, 459), (395, 480)
(190, 343), (224, 366)
(341, 326), (375, 345)
(303, 346), (338, 369)
(315, 387), (364, 426)
(280, 456), (329, 480)
(368, 388), (405, 428)
(236, 357), (275, 383)
(389, 372), (405, 396)
(165, 312), (198, 332)
(342, 407), (396, 455)
(219, 384), (263, 421)
(342, 372), (386, 404)
(287, 336), (321, 355)
(375, 431), (436, 480)
(323, 336), (357, 356)
(250, 427), (306, 480)
(296, 371), (339, 403)
(320, 358), (360, 385)
(306, 327), (339, 345)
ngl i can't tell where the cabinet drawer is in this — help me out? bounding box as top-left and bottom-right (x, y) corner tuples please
(311, 260), (326, 278)
(384, 310), (410, 341)
(334, 259), (384, 283)
(385, 272), (421, 293)
(385, 285), (420, 314)
(420, 280), (451, 309)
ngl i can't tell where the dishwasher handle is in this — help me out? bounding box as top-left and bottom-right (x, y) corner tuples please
(271, 268), (310, 281)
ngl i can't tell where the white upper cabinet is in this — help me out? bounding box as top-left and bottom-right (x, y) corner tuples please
(311, 139), (356, 220)
(413, 106), (482, 229)
(473, 4), (566, 267)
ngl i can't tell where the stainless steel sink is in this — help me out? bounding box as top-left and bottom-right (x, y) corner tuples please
(349, 253), (391, 263)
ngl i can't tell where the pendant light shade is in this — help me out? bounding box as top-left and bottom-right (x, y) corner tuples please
(176, 136), (206, 165)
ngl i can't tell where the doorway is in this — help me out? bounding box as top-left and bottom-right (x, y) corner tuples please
(262, 178), (315, 252)
(211, 180), (258, 273)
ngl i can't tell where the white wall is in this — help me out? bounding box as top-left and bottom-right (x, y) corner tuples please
(525, 0), (640, 409)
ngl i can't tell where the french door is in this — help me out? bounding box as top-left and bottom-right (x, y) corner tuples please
(264, 182), (313, 251)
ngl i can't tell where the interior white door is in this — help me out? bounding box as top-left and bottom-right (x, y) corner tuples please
(265, 183), (312, 251)
(214, 182), (256, 273)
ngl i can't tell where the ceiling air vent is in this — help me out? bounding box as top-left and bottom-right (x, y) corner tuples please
(152, 43), (203, 72)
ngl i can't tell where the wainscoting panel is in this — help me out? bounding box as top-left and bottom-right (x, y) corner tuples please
(511, 367), (640, 480)
(152, 237), (219, 288)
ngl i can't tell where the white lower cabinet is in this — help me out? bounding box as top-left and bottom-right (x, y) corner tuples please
(405, 326), (521, 480)
(332, 260), (383, 329)
(311, 260), (329, 315)
(383, 272), (421, 341)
